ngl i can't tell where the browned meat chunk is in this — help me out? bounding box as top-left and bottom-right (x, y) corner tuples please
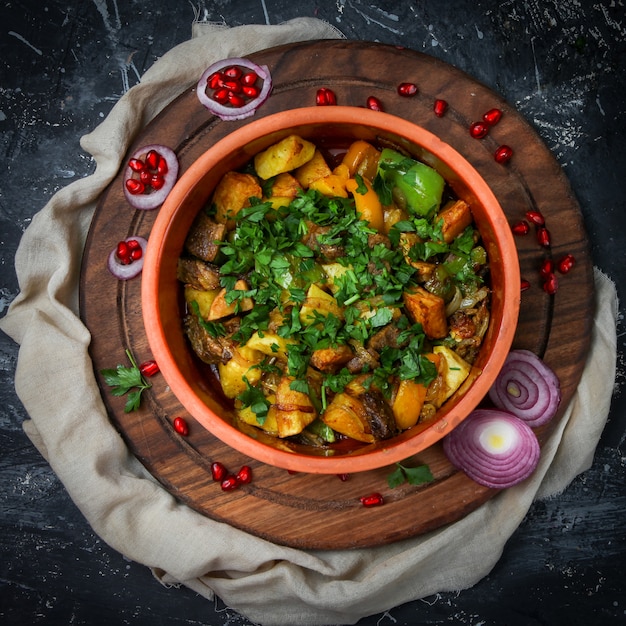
(183, 315), (240, 365)
(361, 391), (399, 440)
(176, 257), (221, 291)
(185, 212), (227, 262)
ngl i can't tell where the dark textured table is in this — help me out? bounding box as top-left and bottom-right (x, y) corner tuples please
(1, 1), (624, 624)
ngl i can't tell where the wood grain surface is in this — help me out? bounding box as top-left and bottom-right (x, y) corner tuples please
(80, 40), (594, 550)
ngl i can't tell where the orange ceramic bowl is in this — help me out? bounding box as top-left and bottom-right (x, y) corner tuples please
(141, 106), (520, 474)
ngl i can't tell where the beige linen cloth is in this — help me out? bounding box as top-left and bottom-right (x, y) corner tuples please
(1, 18), (618, 626)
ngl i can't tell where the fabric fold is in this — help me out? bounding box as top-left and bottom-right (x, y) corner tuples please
(1, 18), (617, 626)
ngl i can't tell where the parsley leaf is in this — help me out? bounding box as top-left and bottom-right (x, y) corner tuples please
(101, 349), (152, 413)
(387, 461), (434, 488)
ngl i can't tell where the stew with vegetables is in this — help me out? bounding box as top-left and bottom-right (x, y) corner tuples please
(176, 134), (491, 449)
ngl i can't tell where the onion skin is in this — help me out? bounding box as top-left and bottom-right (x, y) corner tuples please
(123, 144), (179, 211)
(196, 57), (272, 121)
(488, 349), (561, 427)
(443, 409), (541, 489)
(107, 236), (147, 280)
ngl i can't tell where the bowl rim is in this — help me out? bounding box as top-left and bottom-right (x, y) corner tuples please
(141, 105), (520, 474)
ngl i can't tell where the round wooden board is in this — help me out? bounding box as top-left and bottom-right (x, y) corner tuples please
(80, 40), (593, 550)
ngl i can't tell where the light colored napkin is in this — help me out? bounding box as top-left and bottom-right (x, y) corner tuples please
(1, 18), (618, 626)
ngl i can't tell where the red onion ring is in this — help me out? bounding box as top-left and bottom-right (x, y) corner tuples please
(196, 57), (273, 121)
(123, 144), (179, 211)
(443, 409), (541, 489)
(107, 236), (148, 280)
(488, 349), (561, 427)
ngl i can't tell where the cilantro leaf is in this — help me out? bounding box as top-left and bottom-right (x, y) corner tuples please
(100, 349), (151, 413)
(387, 462), (434, 488)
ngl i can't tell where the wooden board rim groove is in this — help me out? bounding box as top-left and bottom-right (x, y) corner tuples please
(79, 40), (593, 550)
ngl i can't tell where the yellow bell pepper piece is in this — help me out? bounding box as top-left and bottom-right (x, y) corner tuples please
(346, 177), (385, 232)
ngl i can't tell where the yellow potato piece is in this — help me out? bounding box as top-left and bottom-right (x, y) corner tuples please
(433, 345), (471, 401)
(254, 135), (316, 180)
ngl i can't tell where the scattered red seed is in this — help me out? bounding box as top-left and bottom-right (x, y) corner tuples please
(125, 179), (145, 195)
(543, 273), (559, 295)
(511, 220), (530, 236)
(540, 258), (555, 279)
(536, 226), (551, 247)
(494, 145), (513, 164)
(397, 82), (418, 97)
(520, 279), (531, 292)
(336, 473), (350, 481)
(433, 98), (448, 117)
(236, 465), (253, 484)
(469, 121), (489, 139)
(557, 253), (576, 274)
(139, 360), (159, 377)
(366, 96), (384, 111)
(483, 108), (503, 125)
(316, 87), (337, 106)
(525, 210), (545, 226)
(211, 461), (227, 482)
(173, 416), (189, 436)
(360, 493), (384, 507)
(221, 475), (239, 491)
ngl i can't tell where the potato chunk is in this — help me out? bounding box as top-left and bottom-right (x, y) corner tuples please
(403, 286), (448, 339)
(213, 171), (262, 230)
(433, 345), (471, 401)
(294, 149), (332, 188)
(436, 199), (473, 243)
(274, 376), (317, 437)
(254, 135), (316, 180)
(321, 392), (375, 443)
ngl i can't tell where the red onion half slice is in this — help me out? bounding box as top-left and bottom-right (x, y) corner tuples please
(443, 409), (541, 489)
(123, 144), (179, 211)
(197, 57), (273, 121)
(488, 349), (561, 427)
(107, 236), (148, 280)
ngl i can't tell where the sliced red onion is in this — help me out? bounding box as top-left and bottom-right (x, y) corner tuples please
(443, 409), (541, 489)
(488, 349), (561, 427)
(107, 236), (148, 280)
(196, 57), (273, 121)
(122, 144), (179, 210)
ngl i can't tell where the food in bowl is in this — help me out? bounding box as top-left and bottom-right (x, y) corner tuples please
(142, 107), (519, 473)
(176, 133), (491, 448)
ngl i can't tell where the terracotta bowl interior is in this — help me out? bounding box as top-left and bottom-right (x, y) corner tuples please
(142, 106), (520, 474)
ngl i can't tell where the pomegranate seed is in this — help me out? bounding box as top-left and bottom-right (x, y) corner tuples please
(126, 239), (140, 250)
(543, 273), (559, 295)
(483, 108), (502, 125)
(336, 473), (350, 481)
(316, 87), (337, 106)
(228, 92), (245, 107)
(222, 79), (242, 93)
(139, 169), (151, 185)
(224, 65), (243, 80)
(125, 179), (145, 195)
(433, 99), (448, 117)
(116, 241), (129, 260)
(130, 247), (143, 261)
(360, 493), (384, 507)
(511, 220), (530, 235)
(470, 122), (489, 139)
(208, 71), (224, 90)
(540, 258), (555, 279)
(173, 416), (189, 436)
(236, 465), (253, 484)
(366, 96), (384, 111)
(287, 469), (298, 475)
(397, 82), (418, 97)
(520, 278), (531, 292)
(221, 475), (239, 491)
(536, 226), (551, 247)
(157, 156), (168, 175)
(146, 150), (160, 170)
(213, 88), (229, 104)
(557, 253), (576, 274)
(128, 158), (145, 172)
(211, 461), (227, 482)
(242, 85), (260, 98)
(139, 360), (159, 377)
(150, 174), (165, 190)
(241, 71), (258, 86)
(494, 145), (513, 164)
(525, 210), (545, 226)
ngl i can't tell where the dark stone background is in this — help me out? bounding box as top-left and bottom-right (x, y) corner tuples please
(1, 1), (624, 624)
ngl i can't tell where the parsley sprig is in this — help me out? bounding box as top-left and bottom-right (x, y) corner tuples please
(101, 349), (152, 412)
(387, 461), (434, 488)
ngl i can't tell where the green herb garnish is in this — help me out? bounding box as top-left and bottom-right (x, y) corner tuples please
(101, 349), (152, 413)
(387, 461), (435, 488)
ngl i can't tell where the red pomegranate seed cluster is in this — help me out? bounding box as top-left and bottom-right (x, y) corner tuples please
(207, 65), (260, 107)
(125, 149), (170, 196)
(511, 208), (576, 294)
(211, 461), (253, 491)
(115, 238), (143, 265)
